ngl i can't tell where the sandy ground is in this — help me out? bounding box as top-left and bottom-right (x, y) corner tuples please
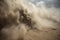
(24, 27), (60, 40)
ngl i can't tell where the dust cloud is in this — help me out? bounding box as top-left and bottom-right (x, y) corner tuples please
(0, 0), (60, 40)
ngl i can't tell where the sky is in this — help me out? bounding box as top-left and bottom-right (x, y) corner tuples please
(28, 0), (60, 8)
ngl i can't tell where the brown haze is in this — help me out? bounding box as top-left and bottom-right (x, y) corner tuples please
(0, 0), (60, 40)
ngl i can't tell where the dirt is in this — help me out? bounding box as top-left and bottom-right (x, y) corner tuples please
(24, 27), (60, 40)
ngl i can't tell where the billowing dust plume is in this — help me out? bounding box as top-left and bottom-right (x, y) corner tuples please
(0, 0), (60, 40)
